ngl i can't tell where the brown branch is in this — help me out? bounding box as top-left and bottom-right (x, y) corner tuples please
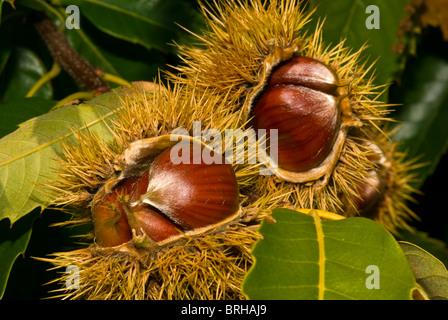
(31, 11), (110, 94)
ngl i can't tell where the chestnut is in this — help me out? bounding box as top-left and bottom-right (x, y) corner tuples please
(352, 171), (384, 213)
(92, 137), (240, 247)
(345, 141), (388, 216)
(92, 178), (135, 247)
(135, 144), (240, 230)
(128, 170), (182, 243)
(251, 56), (349, 183)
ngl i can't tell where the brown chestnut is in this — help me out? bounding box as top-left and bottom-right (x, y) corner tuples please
(252, 56), (345, 181)
(349, 141), (388, 215)
(352, 171), (384, 213)
(128, 170), (182, 243)
(92, 138), (240, 247)
(92, 178), (135, 247)
(136, 144), (240, 231)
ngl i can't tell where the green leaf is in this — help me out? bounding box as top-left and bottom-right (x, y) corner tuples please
(390, 53), (448, 187)
(242, 208), (417, 300)
(0, 97), (56, 138)
(307, 0), (408, 87)
(63, 17), (167, 81)
(0, 210), (38, 299)
(0, 47), (53, 102)
(0, 1), (22, 76)
(400, 242), (448, 300)
(58, 0), (201, 53)
(0, 90), (123, 224)
(397, 228), (448, 269)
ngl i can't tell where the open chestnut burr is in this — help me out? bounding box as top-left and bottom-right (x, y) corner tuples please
(250, 56), (353, 184)
(92, 136), (240, 247)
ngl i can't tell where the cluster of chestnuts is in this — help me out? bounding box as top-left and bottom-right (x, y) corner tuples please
(171, 0), (416, 229)
(46, 0), (418, 300)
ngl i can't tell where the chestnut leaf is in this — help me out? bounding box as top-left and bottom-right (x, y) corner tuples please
(242, 208), (417, 300)
(390, 51), (448, 188)
(0, 210), (38, 299)
(0, 48), (53, 103)
(62, 12), (169, 82)
(0, 98), (56, 138)
(399, 242), (448, 300)
(397, 228), (448, 269)
(64, 24), (166, 83)
(307, 0), (408, 89)
(56, 0), (203, 53)
(0, 90), (123, 225)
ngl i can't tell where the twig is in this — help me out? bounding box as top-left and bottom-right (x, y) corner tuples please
(31, 11), (111, 95)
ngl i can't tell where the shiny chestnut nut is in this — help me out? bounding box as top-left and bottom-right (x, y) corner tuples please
(347, 141), (388, 215)
(352, 171), (384, 213)
(128, 170), (183, 243)
(92, 178), (135, 247)
(134, 144), (240, 230)
(92, 137), (240, 247)
(251, 56), (349, 183)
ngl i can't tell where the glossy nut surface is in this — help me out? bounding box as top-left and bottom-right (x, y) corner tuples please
(140, 144), (240, 230)
(353, 172), (383, 213)
(93, 178), (135, 247)
(92, 141), (240, 246)
(252, 56), (341, 173)
(351, 142), (388, 215)
(129, 170), (182, 242)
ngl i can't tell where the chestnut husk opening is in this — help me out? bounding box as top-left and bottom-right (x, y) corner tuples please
(248, 52), (356, 186)
(91, 135), (242, 249)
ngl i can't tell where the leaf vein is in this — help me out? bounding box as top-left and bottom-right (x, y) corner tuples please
(83, 0), (174, 31)
(0, 108), (116, 168)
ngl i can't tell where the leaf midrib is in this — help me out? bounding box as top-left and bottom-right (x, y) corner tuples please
(0, 106), (116, 167)
(312, 211), (325, 300)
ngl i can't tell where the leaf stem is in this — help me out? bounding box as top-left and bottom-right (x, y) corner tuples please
(101, 72), (132, 88)
(26, 62), (61, 98)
